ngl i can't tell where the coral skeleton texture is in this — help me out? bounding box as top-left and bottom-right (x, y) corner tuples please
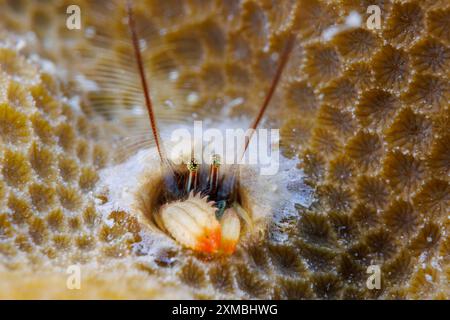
(0, 0), (448, 299)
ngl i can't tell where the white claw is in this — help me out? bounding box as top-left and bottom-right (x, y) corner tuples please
(220, 208), (241, 255)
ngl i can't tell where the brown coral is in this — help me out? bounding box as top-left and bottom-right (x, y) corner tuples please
(0, 0), (448, 300)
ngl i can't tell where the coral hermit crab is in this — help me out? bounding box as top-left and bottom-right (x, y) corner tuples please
(125, 1), (296, 255)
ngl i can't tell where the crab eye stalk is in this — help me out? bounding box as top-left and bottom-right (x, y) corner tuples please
(185, 158), (199, 193)
(207, 154), (221, 200)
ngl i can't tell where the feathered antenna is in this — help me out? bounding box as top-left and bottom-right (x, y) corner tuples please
(126, 0), (166, 162)
(218, 33), (297, 207)
(242, 33), (297, 158)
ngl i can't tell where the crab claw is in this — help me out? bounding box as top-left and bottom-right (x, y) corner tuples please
(219, 208), (241, 255)
(159, 194), (221, 253)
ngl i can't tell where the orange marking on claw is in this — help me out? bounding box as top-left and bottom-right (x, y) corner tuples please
(195, 227), (221, 253)
(220, 239), (238, 255)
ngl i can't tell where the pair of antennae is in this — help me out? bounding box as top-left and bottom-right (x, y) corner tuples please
(126, 0), (295, 166)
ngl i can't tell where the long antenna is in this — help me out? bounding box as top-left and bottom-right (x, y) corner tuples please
(220, 34), (296, 205)
(126, 0), (165, 162)
(242, 34), (296, 158)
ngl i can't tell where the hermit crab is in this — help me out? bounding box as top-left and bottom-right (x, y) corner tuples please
(125, 1), (296, 255)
